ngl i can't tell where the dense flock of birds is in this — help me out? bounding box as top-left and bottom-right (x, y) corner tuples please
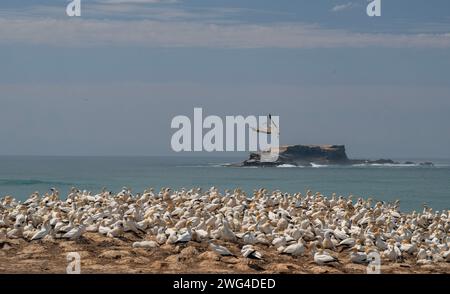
(0, 187), (449, 266)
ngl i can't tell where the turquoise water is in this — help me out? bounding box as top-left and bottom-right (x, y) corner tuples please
(0, 156), (449, 212)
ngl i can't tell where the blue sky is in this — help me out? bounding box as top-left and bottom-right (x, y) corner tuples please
(1, 1), (450, 157)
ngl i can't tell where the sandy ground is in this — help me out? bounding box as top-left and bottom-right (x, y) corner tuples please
(1, 232), (449, 274)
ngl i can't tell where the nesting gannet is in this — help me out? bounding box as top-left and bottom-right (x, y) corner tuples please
(176, 220), (193, 243)
(123, 216), (143, 234)
(322, 231), (336, 250)
(6, 223), (23, 239)
(374, 231), (388, 251)
(166, 230), (178, 245)
(442, 250), (450, 262)
(400, 240), (417, 255)
(62, 224), (86, 240)
(282, 240), (305, 256)
(98, 220), (112, 236)
(107, 221), (124, 238)
(220, 219), (237, 242)
(337, 237), (356, 250)
(30, 220), (51, 241)
(349, 248), (368, 264)
(272, 236), (286, 248)
(192, 228), (209, 242)
(416, 246), (431, 264)
(156, 227), (168, 244)
(314, 249), (339, 265)
(241, 245), (263, 259)
(209, 242), (234, 256)
(383, 240), (402, 262)
(132, 240), (158, 249)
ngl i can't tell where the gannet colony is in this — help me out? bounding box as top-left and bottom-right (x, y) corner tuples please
(0, 187), (449, 273)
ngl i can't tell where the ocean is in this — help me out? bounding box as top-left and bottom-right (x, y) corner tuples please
(0, 156), (449, 212)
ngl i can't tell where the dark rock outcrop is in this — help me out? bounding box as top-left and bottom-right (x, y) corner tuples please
(232, 145), (433, 167)
(239, 145), (349, 167)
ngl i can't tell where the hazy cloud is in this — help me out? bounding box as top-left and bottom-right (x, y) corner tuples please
(1, 16), (450, 48)
(331, 2), (356, 12)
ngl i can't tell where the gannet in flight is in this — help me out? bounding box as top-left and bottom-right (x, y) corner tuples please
(251, 114), (279, 135)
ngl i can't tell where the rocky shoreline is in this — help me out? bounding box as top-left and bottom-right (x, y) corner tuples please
(1, 233), (449, 274)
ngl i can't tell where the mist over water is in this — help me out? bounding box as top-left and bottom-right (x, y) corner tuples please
(0, 156), (449, 212)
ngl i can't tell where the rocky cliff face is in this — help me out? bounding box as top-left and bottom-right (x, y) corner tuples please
(234, 144), (432, 167)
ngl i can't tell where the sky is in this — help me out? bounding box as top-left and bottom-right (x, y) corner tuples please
(1, 0), (450, 158)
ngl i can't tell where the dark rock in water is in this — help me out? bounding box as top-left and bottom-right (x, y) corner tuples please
(353, 159), (399, 165)
(231, 145), (432, 167)
(419, 162), (434, 166)
(404, 161), (415, 165)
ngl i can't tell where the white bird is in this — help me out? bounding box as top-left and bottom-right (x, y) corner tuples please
(314, 249), (338, 265)
(98, 221), (112, 236)
(7, 223), (23, 239)
(62, 224), (86, 240)
(442, 250), (450, 262)
(239, 231), (256, 245)
(176, 221), (193, 243)
(338, 237), (356, 249)
(282, 240), (305, 256)
(176, 229), (192, 243)
(272, 236), (286, 248)
(383, 241), (401, 262)
(192, 228), (209, 242)
(322, 231), (336, 250)
(349, 248), (368, 264)
(210, 242), (234, 256)
(132, 240), (158, 249)
(375, 232), (388, 251)
(123, 217), (142, 234)
(107, 221), (124, 238)
(416, 246), (431, 264)
(166, 231), (178, 244)
(156, 228), (167, 244)
(220, 220), (237, 242)
(241, 245), (263, 259)
(31, 221), (51, 241)
(400, 241), (417, 255)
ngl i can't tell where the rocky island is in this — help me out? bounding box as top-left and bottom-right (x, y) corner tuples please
(233, 145), (433, 167)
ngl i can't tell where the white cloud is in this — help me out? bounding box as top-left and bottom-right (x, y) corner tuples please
(1, 16), (449, 49)
(331, 2), (356, 12)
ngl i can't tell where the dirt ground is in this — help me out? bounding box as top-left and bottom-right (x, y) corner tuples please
(0, 232), (448, 274)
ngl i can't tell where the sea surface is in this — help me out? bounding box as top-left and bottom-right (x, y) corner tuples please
(0, 156), (449, 212)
